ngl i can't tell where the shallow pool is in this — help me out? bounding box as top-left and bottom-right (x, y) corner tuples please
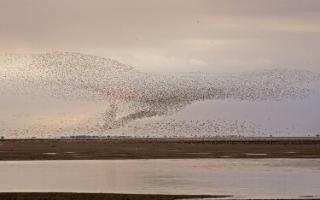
(0, 159), (319, 199)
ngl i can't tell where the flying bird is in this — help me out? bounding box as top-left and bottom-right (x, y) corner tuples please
(1, 52), (319, 130)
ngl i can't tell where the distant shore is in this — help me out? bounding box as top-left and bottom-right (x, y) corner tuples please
(0, 137), (319, 160)
(0, 193), (318, 200)
(0, 193), (228, 200)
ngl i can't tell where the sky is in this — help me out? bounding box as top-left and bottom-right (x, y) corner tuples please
(0, 0), (320, 73)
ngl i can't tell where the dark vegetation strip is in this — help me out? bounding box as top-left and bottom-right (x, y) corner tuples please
(0, 193), (229, 200)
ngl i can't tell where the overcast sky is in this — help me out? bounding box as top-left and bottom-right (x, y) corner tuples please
(1, 0), (320, 73)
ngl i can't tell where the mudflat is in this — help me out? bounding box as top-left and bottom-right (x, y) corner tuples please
(0, 193), (317, 200)
(0, 137), (319, 160)
(0, 193), (227, 200)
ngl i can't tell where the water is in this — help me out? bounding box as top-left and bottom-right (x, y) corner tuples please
(0, 159), (319, 199)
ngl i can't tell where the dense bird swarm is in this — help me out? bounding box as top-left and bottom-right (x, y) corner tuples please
(0, 52), (319, 138)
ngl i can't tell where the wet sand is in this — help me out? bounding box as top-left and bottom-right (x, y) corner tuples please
(0, 193), (226, 200)
(0, 137), (319, 160)
(0, 193), (317, 200)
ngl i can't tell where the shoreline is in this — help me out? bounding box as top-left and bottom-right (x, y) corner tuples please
(1, 137), (319, 160)
(0, 193), (317, 200)
(0, 193), (229, 200)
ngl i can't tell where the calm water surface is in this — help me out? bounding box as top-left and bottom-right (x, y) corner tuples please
(0, 159), (319, 199)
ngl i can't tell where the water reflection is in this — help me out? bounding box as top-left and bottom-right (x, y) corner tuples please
(0, 159), (319, 199)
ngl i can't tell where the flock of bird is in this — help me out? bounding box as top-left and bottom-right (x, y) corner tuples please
(1, 52), (319, 138)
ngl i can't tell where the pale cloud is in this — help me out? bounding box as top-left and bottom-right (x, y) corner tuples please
(189, 59), (207, 67)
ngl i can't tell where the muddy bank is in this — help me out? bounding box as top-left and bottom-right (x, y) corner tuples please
(0, 193), (227, 200)
(0, 138), (319, 160)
